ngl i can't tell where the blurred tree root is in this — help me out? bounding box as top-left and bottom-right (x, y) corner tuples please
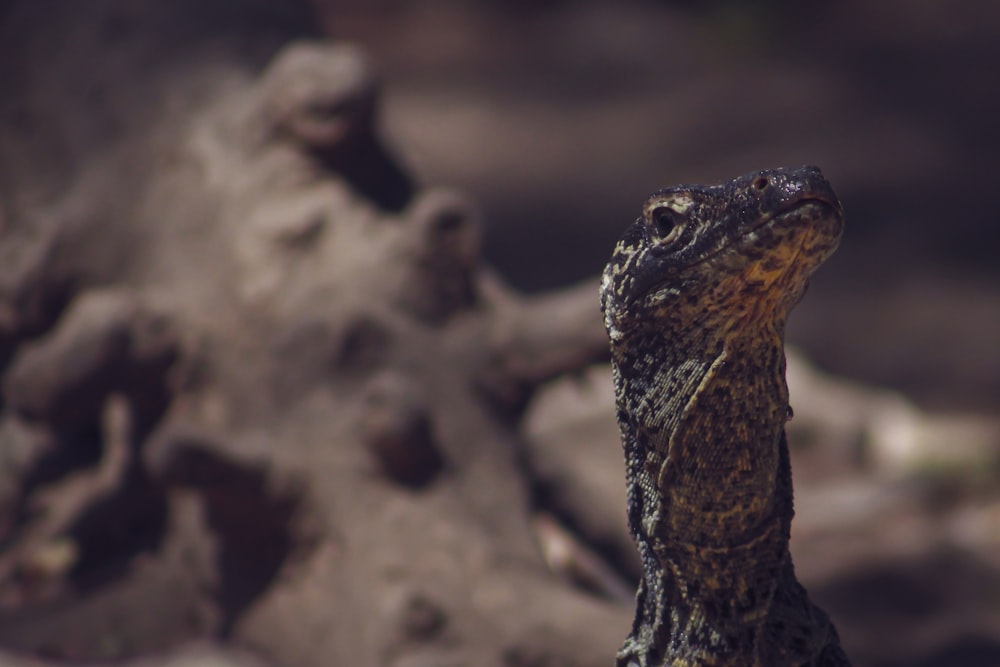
(0, 2), (628, 665)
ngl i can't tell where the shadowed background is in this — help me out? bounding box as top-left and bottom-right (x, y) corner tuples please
(338, 0), (1000, 412)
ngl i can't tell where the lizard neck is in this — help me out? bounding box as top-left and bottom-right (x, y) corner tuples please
(611, 328), (797, 666)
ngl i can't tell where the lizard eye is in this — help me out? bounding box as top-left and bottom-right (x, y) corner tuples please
(649, 205), (682, 243)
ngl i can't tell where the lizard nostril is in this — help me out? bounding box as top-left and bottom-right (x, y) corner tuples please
(752, 176), (769, 191)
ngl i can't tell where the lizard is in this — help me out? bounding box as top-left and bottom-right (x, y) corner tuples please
(600, 166), (852, 667)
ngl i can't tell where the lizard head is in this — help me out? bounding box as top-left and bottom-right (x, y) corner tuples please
(601, 165), (843, 347)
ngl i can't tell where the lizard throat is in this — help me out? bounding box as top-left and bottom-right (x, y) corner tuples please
(613, 337), (796, 666)
(614, 333), (791, 545)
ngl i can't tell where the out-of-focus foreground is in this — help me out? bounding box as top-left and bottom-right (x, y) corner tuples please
(0, 2), (998, 666)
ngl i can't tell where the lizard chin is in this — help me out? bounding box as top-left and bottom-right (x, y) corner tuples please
(694, 199), (843, 328)
(734, 200), (842, 300)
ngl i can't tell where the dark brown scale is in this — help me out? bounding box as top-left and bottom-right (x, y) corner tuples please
(601, 167), (852, 666)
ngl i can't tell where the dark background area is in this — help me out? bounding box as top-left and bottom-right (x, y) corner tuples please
(327, 0), (1000, 412)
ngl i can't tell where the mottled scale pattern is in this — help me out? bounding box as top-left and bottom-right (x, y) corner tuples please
(600, 167), (852, 667)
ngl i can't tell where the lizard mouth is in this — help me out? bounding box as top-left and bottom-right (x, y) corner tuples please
(772, 194), (842, 226)
(690, 194), (843, 273)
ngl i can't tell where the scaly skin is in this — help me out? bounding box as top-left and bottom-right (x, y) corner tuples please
(601, 167), (852, 667)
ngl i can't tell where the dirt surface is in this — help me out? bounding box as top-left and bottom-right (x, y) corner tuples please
(1, 1), (999, 666)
